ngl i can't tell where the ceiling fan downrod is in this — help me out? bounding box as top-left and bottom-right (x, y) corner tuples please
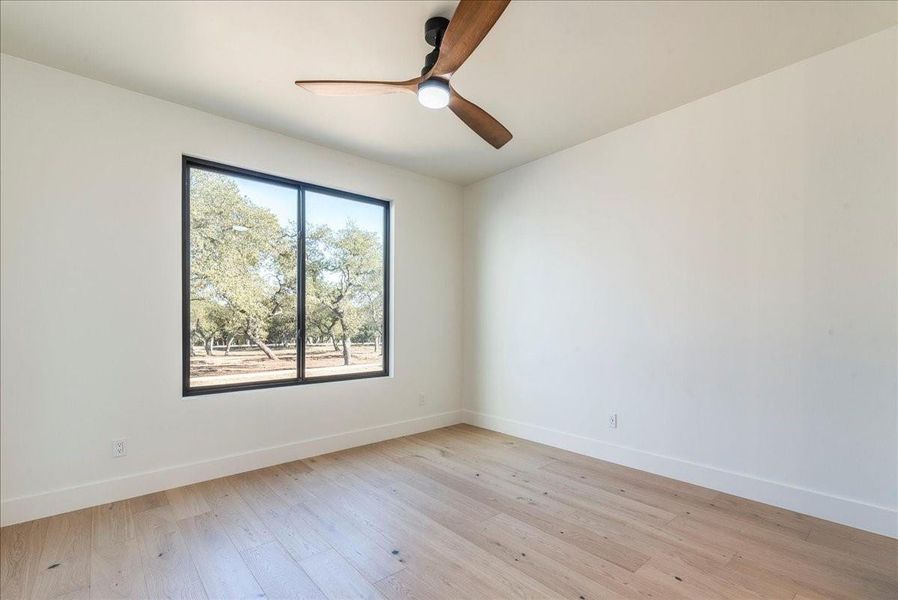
(422, 16), (450, 76)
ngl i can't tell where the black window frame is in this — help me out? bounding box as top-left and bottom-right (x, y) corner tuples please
(182, 156), (391, 396)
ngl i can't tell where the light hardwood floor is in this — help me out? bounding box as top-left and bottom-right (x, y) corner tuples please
(2, 424), (896, 600)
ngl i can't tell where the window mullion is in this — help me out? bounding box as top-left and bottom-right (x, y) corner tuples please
(297, 185), (305, 383)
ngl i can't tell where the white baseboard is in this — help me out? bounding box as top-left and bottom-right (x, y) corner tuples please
(0, 410), (463, 527)
(463, 409), (897, 539)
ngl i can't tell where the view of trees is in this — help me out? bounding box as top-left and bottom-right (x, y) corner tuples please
(189, 170), (296, 362)
(188, 169), (384, 387)
(305, 221), (385, 367)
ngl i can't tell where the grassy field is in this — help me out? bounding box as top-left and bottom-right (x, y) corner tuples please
(189, 343), (382, 387)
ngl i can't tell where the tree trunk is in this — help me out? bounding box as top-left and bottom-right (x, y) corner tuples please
(224, 336), (235, 356)
(373, 335), (379, 354)
(340, 320), (352, 366)
(204, 336), (214, 356)
(342, 334), (352, 365)
(247, 331), (278, 360)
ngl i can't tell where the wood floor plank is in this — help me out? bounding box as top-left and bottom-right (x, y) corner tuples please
(471, 512), (673, 600)
(229, 470), (330, 562)
(455, 514), (635, 600)
(49, 587), (90, 600)
(337, 451), (497, 533)
(710, 555), (804, 600)
(241, 541), (327, 600)
(540, 458), (715, 516)
(3, 426), (895, 600)
(666, 514), (897, 600)
(91, 501), (135, 548)
(679, 508), (896, 585)
(296, 453), (512, 597)
(801, 514), (895, 548)
(459, 426), (719, 503)
(126, 492), (169, 516)
(336, 452), (650, 597)
(30, 509), (92, 600)
(805, 524), (898, 572)
(414, 444), (731, 568)
(636, 551), (767, 600)
(90, 501), (148, 600)
(309, 481), (517, 600)
(794, 593), (838, 600)
(702, 492), (814, 538)
(177, 511), (265, 599)
(390, 443), (657, 571)
(196, 476), (274, 552)
(0, 518), (49, 600)
(133, 505), (206, 600)
(90, 499), (146, 599)
(89, 536), (147, 600)
(294, 490), (406, 585)
(441, 425), (561, 471)
(333, 446), (500, 525)
(373, 568), (455, 600)
(165, 484), (211, 521)
(303, 454), (560, 600)
(258, 465), (405, 583)
(420, 430), (679, 528)
(299, 550), (385, 600)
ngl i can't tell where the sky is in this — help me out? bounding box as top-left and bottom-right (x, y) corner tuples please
(234, 175), (384, 236)
(234, 176), (296, 227)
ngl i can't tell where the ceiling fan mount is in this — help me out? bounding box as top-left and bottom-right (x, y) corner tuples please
(295, 0), (513, 149)
(423, 16), (450, 50)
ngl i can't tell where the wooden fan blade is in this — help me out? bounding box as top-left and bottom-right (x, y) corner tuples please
(449, 87), (512, 149)
(431, 0), (510, 78)
(295, 77), (422, 96)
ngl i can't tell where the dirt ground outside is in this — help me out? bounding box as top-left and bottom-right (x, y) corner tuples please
(189, 343), (383, 387)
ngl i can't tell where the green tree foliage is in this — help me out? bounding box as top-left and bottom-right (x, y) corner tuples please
(189, 170), (383, 366)
(189, 170), (295, 359)
(305, 222), (383, 365)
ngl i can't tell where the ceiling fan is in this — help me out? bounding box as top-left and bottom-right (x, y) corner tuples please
(295, 0), (512, 149)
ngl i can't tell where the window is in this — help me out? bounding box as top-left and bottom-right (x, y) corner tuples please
(182, 157), (389, 395)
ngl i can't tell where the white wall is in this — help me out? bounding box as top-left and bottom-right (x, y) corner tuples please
(0, 55), (464, 526)
(463, 28), (898, 537)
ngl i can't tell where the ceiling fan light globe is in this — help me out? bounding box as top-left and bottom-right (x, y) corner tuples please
(417, 79), (450, 109)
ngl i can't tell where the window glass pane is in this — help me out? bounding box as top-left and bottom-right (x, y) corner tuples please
(305, 191), (386, 378)
(188, 168), (298, 389)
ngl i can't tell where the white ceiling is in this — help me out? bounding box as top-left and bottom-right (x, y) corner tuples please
(2, 1), (896, 185)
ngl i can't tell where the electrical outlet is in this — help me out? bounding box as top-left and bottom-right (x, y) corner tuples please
(608, 413), (618, 429)
(112, 439), (127, 458)
(418, 392), (426, 407)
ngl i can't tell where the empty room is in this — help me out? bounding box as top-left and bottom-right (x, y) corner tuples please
(1, 1), (896, 598)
